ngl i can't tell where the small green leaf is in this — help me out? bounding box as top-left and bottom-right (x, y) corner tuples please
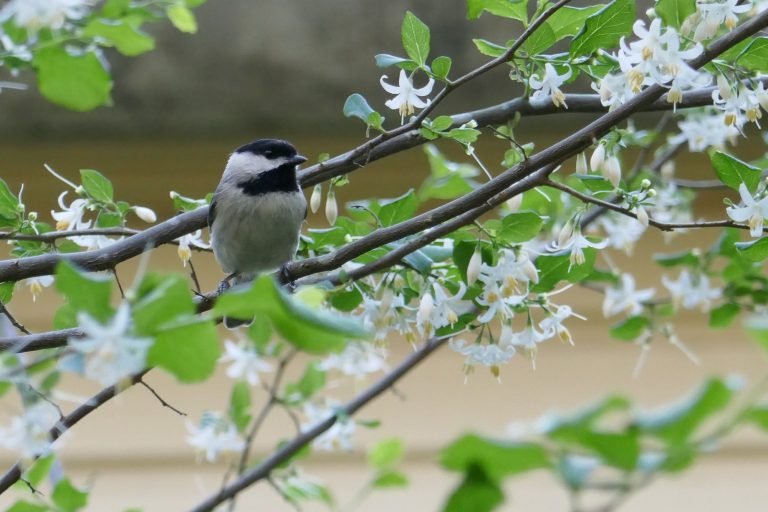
(80, 169), (114, 203)
(653, 250), (701, 267)
(379, 190), (419, 227)
(372, 470), (409, 488)
(52, 478), (89, 512)
(343, 94), (382, 128)
(148, 318), (220, 382)
(735, 237), (768, 262)
(34, 47), (112, 111)
(132, 273), (195, 335)
(0, 178), (20, 220)
(83, 19), (155, 56)
(441, 434), (550, 481)
(7, 501), (49, 512)
(0, 281), (15, 304)
(472, 38), (507, 57)
(467, 0), (527, 22)
(229, 382), (252, 433)
(532, 248), (596, 293)
(654, 0), (696, 28)
(570, 0), (636, 58)
(431, 56), (452, 79)
(55, 261), (113, 322)
(498, 211), (544, 243)
(610, 316), (650, 341)
(710, 151), (762, 193)
(709, 303), (740, 328)
(167, 4), (197, 33)
(732, 37), (768, 73)
(369, 438), (405, 469)
(23, 455), (55, 487)
(442, 464), (504, 512)
(401, 11), (430, 66)
(375, 54), (417, 70)
(284, 361), (326, 404)
(522, 22), (556, 55)
(547, 5), (605, 39)
(744, 406), (768, 431)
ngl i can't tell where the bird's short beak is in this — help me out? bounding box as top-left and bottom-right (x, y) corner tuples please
(288, 155), (308, 166)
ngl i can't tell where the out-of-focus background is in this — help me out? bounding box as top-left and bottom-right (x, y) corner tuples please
(1, 1), (768, 511)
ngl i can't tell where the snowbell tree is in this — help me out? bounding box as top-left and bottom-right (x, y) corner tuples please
(2, 0), (768, 511)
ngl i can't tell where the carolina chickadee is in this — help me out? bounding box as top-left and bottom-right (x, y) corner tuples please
(209, 139), (308, 325)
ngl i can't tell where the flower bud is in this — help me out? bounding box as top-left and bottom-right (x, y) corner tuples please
(661, 161), (675, 180)
(310, 184), (322, 214)
(75, 185), (85, 196)
(641, 178), (651, 190)
(590, 144), (606, 172)
(133, 206), (157, 223)
(418, 293), (434, 326)
(576, 152), (587, 174)
(325, 189), (338, 225)
(604, 155), (621, 187)
(557, 220), (574, 248)
(28, 211), (37, 221)
(647, 188), (657, 198)
(717, 75), (731, 99)
(467, 248), (482, 285)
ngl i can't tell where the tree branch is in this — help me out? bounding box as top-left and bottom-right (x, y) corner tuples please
(188, 335), (449, 512)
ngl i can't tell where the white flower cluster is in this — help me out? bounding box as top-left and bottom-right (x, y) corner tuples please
(302, 401), (356, 451)
(711, 77), (768, 133)
(595, 18), (709, 111)
(0, 400), (60, 460)
(0, 0), (95, 32)
(670, 109), (740, 151)
(186, 412), (245, 462)
(662, 269), (721, 311)
(726, 182), (768, 237)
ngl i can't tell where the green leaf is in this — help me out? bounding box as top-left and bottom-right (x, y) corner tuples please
(547, 5), (605, 39)
(653, 250), (701, 267)
(442, 464), (504, 512)
(654, 0), (696, 28)
(284, 361), (326, 404)
(545, 396), (631, 437)
(132, 273), (195, 335)
(472, 38), (507, 57)
(401, 11), (430, 66)
(372, 470), (409, 488)
(379, 190), (419, 227)
(330, 286), (363, 312)
(23, 454), (55, 487)
(498, 211), (544, 243)
(55, 262), (113, 322)
(83, 19), (155, 56)
(0, 281), (15, 304)
(570, 0), (636, 58)
(229, 382), (252, 433)
(166, 4), (197, 33)
(467, 0), (527, 22)
(52, 478), (89, 512)
(375, 54), (418, 70)
(573, 431), (639, 470)
(441, 434), (550, 481)
(732, 37), (768, 73)
(148, 318), (220, 382)
(635, 378), (733, 445)
(431, 56), (452, 79)
(34, 47), (112, 111)
(610, 316), (650, 341)
(369, 438), (405, 469)
(532, 248), (596, 293)
(710, 151), (762, 193)
(709, 303), (740, 328)
(744, 406), (768, 431)
(0, 178), (20, 220)
(80, 169), (114, 203)
(343, 94), (382, 129)
(735, 237), (768, 262)
(7, 501), (49, 512)
(522, 22), (556, 55)
(575, 173), (614, 193)
(214, 277), (368, 354)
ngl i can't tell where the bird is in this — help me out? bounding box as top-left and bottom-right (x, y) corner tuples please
(208, 138), (308, 326)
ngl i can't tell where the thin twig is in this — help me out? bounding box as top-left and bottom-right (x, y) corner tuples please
(139, 378), (187, 416)
(0, 300), (30, 335)
(112, 267), (125, 299)
(188, 259), (203, 295)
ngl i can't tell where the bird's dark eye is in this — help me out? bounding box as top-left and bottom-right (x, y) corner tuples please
(264, 150), (273, 157)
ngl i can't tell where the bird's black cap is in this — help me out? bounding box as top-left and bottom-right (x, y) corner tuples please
(235, 139), (299, 160)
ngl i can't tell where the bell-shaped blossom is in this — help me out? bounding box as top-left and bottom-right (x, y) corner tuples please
(694, 0), (751, 40)
(26, 275), (53, 302)
(186, 412), (245, 463)
(529, 63), (571, 108)
(318, 341), (388, 378)
(51, 191), (90, 231)
(726, 182), (768, 237)
(0, 401), (61, 460)
(176, 229), (210, 266)
(66, 303), (152, 386)
(603, 273), (655, 317)
(380, 70), (434, 124)
(302, 401), (356, 451)
(219, 340), (272, 386)
(662, 270), (722, 311)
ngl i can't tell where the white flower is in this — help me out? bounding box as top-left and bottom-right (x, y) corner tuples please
(449, 338), (516, 367)
(431, 282), (473, 330)
(597, 212), (647, 254)
(0, 0), (94, 32)
(539, 305), (577, 345)
(219, 340), (272, 386)
(0, 401), (60, 460)
(695, 0), (751, 40)
(662, 270), (721, 311)
(590, 143), (606, 172)
(593, 73), (637, 110)
(466, 249), (482, 285)
(557, 230), (609, 270)
(176, 229), (210, 266)
(51, 191), (90, 231)
(66, 303), (152, 386)
(318, 341), (388, 378)
(670, 109), (739, 151)
(507, 323), (549, 350)
(302, 401), (355, 451)
(529, 63), (571, 108)
(186, 412), (245, 463)
(603, 273), (655, 317)
(380, 69), (434, 124)
(726, 182), (768, 237)
(26, 275), (53, 302)
(132, 206), (157, 223)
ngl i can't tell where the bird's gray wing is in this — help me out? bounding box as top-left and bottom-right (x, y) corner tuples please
(208, 193), (218, 229)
